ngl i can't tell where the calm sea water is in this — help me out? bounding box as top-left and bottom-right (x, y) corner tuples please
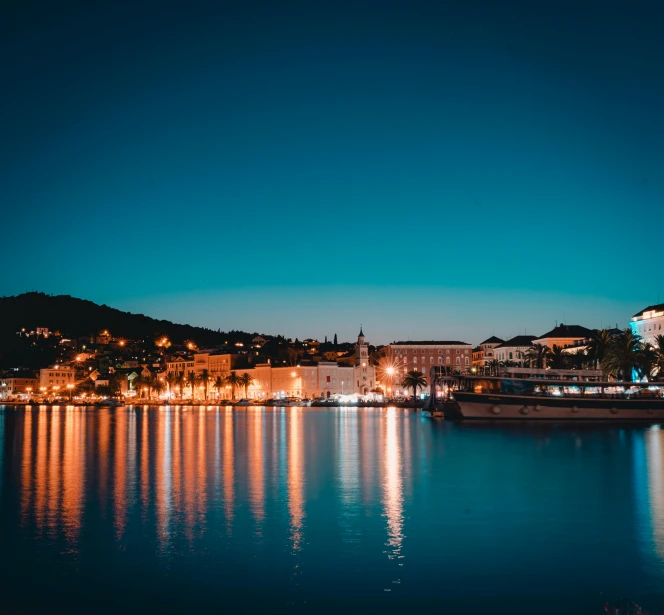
(1, 406), (664, 614)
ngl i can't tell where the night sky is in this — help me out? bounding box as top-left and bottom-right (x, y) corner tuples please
(2, 1), (662, 343)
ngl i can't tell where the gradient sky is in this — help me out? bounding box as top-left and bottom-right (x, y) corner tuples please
(2, 1), (662, 344)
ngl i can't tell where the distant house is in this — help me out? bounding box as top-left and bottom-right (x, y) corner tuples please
(631, 303), (664, 347)
(473, 336), (504, 366)
(494, 336), (537, 364)
(0, 372), (38, 399)
(533, 324), (594, 349)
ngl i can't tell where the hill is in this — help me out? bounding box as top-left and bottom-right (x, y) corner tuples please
(0, 292), (254, 348)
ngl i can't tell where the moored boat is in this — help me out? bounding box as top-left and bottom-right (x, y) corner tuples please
(431, 368), (664, 420)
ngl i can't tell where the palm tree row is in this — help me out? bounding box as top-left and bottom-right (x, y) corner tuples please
(130, 370), (255, 401)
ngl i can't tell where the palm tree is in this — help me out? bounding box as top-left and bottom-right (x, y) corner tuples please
(585, 329), (616, 372)
(175, 373), (185, 399)
(200, 369), (210, 400)
(525, 344), (550, 369)
(401, 370), (427, 398)
(485, 359), (500, 376)
(238, 372), (254, 398)
(638, 344), (658, 380)
(188, 370), (198, 400)
(213, 375), (225, 400)
(568, 348), (588, 370)
(165, 373), (177, 399)
(226, 372), (241, 400)
(149, 376), (165, 400)
(652, 335), (664, 378)
(547, 345), (568, 370)
(132, 374), (146, 398)
(603, 329), (643, 382)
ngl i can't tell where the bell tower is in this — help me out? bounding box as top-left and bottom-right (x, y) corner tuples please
(356, 326), (368, 367)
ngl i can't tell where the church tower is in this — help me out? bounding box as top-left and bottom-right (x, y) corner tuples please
(354, 326), (373, 395)
(356, 326), (368, 367)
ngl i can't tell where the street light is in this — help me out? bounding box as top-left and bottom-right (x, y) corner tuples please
(66, 383), (74, 401)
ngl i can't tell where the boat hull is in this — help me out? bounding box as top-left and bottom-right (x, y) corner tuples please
(453, 392), (664, 420)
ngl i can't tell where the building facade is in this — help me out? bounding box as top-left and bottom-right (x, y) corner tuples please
(631, 304), (664, 347)
(225, 330), (376, 399)
(493, 335), (536, 364)
(383, 340), (473, 394)
(0, 373), (38, 399)
(472, 336), (504, 366)
(532, 324), (593, 349)
(39, 365), (76, 391)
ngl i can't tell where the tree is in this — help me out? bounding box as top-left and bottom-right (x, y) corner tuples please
(547, 345), (568, 370)
(188, 370), (198, 400)
(238, 372), (254, 398)
(109, 373), (125, 396)
(226, 372), (241, 400)
(334, 333), (337, 347)
(401, 370), (427, 398)
(132, 374), (148, 398)
(525, 344), (550, 369)
(651, 335), (664, 379)
(485, 359), (500, 376)
(175, 373), (185, 399)
(568, 348), (588, 370)
(148, 375), (164, 400)
(165, 372), (177, 398)
(603, 329), (643, 382)
(586, 329), (616, 372)
(200, 369), (210, 400)
(213, 375), (225, 399)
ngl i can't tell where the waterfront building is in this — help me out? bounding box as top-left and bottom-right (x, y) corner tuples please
(39, 365), (76, 391)
(493, 335), (536, 364)
(631, 303), (664, 347)
(226, 330), (376, 399)
(472, 336), (504, 366)
(0, 372), (38, 399)
(193, 352), (235, 377)
(165, 356), (196, 377)
(532, 324), (593, 349)
(383, 340), (473, 394)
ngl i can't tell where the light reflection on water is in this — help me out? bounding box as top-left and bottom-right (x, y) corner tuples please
(4, 406), (664, 613)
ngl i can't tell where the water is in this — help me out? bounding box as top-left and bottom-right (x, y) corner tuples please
(1, 406), (664, 614)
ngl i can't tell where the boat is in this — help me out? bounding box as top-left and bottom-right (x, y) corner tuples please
(431, 368), (664, 420)
(235, 399), (252, 406)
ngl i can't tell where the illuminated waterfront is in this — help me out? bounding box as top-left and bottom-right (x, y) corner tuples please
(3, 406), (664, 613)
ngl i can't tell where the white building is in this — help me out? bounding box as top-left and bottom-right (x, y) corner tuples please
(493, 335), (536, 364)
(226, 329), (376, 399)
(39, 365), (76, 392)
(631, 303), (664, 347)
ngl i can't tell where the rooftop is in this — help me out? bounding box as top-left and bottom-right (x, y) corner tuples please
(496, 335), (537, 349)
(534, 324), (594, 340)
(480, 336), (504, 345)
(632, 303), (664, 319)
(391, 340), (470, 346)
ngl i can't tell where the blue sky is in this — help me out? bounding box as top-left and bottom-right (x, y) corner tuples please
(1, 1), (662, 343)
